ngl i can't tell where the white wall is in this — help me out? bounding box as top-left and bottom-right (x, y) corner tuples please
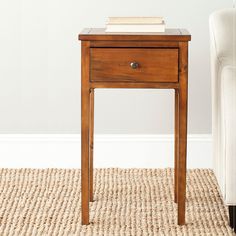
(0, 134), (212, 168)
(0, 0), (233, 134)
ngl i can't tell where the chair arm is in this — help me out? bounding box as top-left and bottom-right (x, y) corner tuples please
(220, 65), (236, 205)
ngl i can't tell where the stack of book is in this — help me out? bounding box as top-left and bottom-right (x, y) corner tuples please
(105, 17), (165, 33)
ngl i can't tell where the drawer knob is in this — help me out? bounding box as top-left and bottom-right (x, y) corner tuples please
(130, 62), (139, 69)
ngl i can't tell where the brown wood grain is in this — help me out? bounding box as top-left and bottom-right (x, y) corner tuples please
(80, 28), (191, 226)
(91, 48), (178, 83)
(79, 28), (191, 41)
(90, 41), (179, 48)
(89, 89), (94, 202)
(81, 41), (90, 225)
(174, 89), (179, 204)
(90, 81), (179, 89)
(177, 42), (188, 225)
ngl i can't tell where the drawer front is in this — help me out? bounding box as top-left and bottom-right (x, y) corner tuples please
(90, 48), (178, 83)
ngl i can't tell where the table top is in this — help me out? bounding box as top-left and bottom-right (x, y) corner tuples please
(79, 28), (191, 41)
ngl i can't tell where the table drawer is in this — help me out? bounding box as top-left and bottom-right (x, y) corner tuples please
(90, 48), (178, 83)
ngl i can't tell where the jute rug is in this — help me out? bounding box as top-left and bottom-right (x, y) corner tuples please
(0, 168), (234, 236)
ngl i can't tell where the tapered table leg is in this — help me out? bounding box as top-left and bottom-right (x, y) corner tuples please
(89, 89), (94, 202)
(81, 41), (90, 225)
(174, 89), (179, 203)
(177, 42), (188, 225)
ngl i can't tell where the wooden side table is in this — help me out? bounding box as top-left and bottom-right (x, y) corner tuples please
(79, 28), (191, 226)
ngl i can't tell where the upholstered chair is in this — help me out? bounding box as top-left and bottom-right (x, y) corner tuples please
(209, 8), (236, 232)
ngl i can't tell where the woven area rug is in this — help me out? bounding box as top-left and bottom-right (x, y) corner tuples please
(0, 168), (234, 236)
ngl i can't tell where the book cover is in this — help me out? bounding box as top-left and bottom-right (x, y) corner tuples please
(105, 22), (165, 33)
(107, 17), (164, 25)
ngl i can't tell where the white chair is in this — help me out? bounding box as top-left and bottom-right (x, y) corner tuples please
(209, 8), (236, 232)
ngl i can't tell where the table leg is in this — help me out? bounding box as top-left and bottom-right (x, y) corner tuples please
(177, 42), (188, 225)
(89, 89), (94, 202)
(81, 41), (90, 225)
(174, 89), (179, 204)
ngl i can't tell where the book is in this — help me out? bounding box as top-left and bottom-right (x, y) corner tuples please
(107, 17), (164, 25)
(105, 22), (165, 33)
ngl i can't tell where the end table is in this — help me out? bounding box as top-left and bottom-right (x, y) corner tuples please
(79, 28), (191, 225)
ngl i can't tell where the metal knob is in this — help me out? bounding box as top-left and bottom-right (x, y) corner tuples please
(130, 62), (139, 69)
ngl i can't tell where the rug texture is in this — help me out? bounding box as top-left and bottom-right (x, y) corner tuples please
(0, 168), (234, 236)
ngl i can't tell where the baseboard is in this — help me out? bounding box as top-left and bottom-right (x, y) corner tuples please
(0, 134), (212, 169)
